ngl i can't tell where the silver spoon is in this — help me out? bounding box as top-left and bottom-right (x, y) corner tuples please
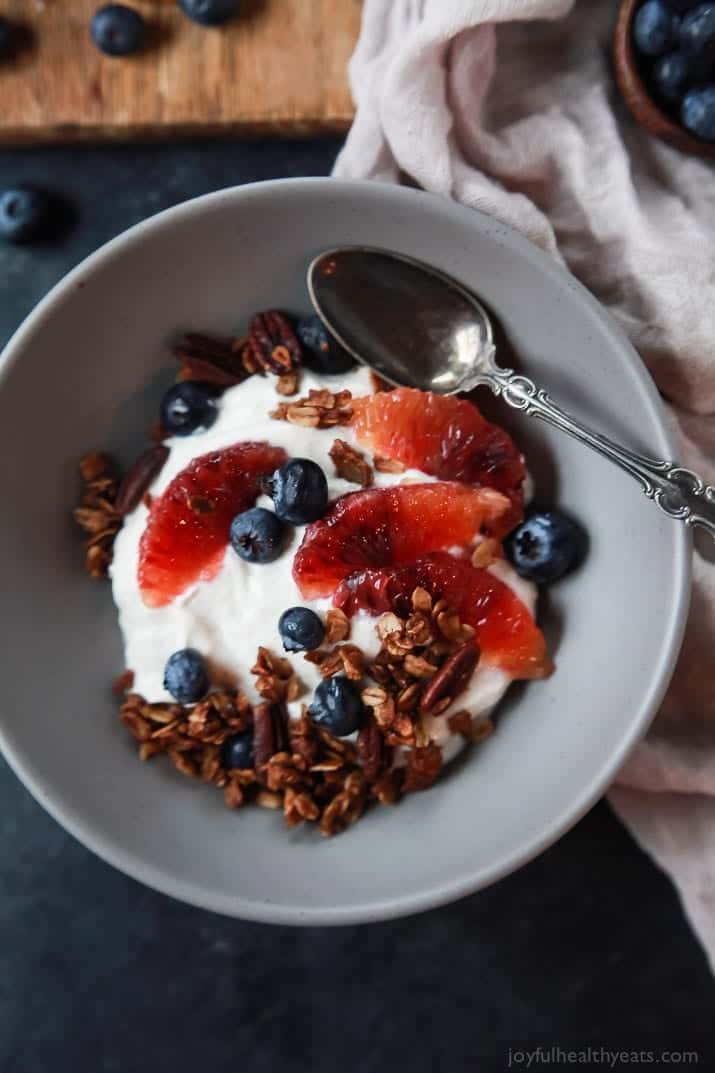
(308, 247), (715, 541)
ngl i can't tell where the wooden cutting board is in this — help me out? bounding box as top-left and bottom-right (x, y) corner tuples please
(0, 0), (361, 142)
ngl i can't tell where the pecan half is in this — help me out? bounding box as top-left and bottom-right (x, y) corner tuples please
(174, 332), (248, 387)
(356, 714), (385, 783)
(329, 439), (373, 487)
(403, 742), (443, 793)
(420, 643), (480, 714)
(246, 311), (302, 374)
(371, 768), (404, 804)
(115, 445), (169, 516)
(447, 709), (495, 744)
(252, 702), (289, 772)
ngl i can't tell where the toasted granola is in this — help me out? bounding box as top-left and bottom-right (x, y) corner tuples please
(251, 646), (303, 704)
(324, 608), (351, 644)
(329, 439), (373, 487)
(116, 579), (491, 836)
(271, 388), (353, 429)
(305, 643), (364, 681)
(118, 680), (385, 836)
(74, 453), (122, 578)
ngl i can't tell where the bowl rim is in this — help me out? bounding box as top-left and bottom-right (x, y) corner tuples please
(0, 177), (691, 924)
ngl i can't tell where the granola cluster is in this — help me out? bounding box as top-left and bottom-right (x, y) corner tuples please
(74, 454), (123, 579)
(358, 588), (486, 749)
(329, 438), (373, 487)
(271, 388), (354, 429)
(119, 679), (396, 837)
(117, 582), (493, 837)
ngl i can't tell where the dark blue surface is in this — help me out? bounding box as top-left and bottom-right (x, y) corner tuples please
(1, 137), (713, 1072)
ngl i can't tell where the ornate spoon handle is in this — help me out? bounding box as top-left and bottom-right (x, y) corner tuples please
(468, 350), (715, 541)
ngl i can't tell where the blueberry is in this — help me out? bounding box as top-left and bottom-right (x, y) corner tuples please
(264, 458), (328, 525)
(634, 0), (680, 55)
(680, 2), (715, 58)
(681, 83), (715, 136)
(0, 187), (51, 244)
(164, 648), (209, 703)
(160, 381), (219, 436)
(278, 606), (325, 652)
(91, 4), (145, 56)
(505, 510), (586, 585)
(222, 729), (254, 770)
(652, 49), (693, 100)
(230, 507), (285, 563)
(296, 314), (356, 375)
(309, 676), (364, 737)
(0, 16), (15, 60)
(179, 0), (241, 26)
(669, 0), (703, 11)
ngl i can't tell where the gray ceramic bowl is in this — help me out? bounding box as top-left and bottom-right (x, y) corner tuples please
(0, 179), (689, 924)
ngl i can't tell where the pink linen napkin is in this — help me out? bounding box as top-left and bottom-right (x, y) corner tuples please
(334, 0), (715, 969)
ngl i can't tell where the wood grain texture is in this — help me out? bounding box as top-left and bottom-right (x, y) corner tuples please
(0, 0), (361, 142)
(613, 0), (715, 159)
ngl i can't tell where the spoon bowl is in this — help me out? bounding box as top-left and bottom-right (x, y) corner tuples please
(308, 247), (493, 394)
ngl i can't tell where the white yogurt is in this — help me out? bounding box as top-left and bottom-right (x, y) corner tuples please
(111, 366), (536, 757)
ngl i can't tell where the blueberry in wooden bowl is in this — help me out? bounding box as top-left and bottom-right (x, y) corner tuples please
(614, 0), (715, 156)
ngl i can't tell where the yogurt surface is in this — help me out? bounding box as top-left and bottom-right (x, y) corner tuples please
(111, 365), (536, 759)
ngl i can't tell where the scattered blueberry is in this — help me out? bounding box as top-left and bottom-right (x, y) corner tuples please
(264, 458), (329, 525)
(633, 0), (680, 55)
(91, 4), (145, 57)
(652, 49), (693, 100)
(505, 510), (586, 585)
(309, 676), (364, 737)
(681, 83), (715, 136)
(160, 381), (219, 436)
(0, 187), (52, 244)
(0, 16), (15, 60)
(296, 314), (356, 375)
(222, 729), (254, 770)
(278, 606), (325, 652)
(230, 507), (285, 563)
(680, 2), (715, 58)
(164, 648), (209, 703)
(179, 0), (241, 26)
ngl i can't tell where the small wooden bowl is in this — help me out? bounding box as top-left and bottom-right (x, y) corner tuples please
(613, 0), (715, 157)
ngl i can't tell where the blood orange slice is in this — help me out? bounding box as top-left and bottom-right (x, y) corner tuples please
(292, 482), (512, 600)
(352, 387), (525, 524)
(138, 442), (287, 608)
